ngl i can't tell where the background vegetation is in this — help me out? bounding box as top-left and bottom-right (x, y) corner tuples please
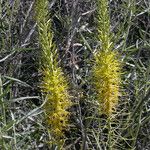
(0, 0), (150, 149)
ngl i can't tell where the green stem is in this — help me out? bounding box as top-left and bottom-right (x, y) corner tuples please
(132, 90), (150, 118)
(0, 74), (6, 148)
(131, 110), (142, 148)
(108, 117), (112, 150)
(141, 114), (150, 126)
(0, 74), (6, 125)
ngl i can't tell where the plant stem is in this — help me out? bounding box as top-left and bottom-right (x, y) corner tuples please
(132, 90), (150, 118)
(108, 117), (112, 150)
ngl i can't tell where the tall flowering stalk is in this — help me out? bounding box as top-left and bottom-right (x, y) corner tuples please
(93, 0), (121, 117)
(35, 0), (71, 145)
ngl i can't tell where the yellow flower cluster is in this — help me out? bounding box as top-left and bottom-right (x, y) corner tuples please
(93, 0), (121, 116)
(93, 50), (121, 116)
(35, 0), (71, 144)
(42, 67), (71, 142)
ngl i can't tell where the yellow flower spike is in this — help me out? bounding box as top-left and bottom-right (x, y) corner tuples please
(35, 0), (71, 145)
(93, 50), (121, 116)
(93, 0), (121, 117)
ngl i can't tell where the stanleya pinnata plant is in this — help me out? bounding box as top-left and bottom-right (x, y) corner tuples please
(35, 0), (71, 146)
(93, 0), (121, 117)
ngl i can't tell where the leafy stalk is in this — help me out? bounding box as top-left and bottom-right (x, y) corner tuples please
(93, 0), (121, 117)
(35, 0), (71, 146)
(93, 0), (122, 149)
